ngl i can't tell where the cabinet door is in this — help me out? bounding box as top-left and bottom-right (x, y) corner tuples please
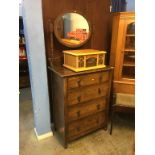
(119, 19), (135, 81)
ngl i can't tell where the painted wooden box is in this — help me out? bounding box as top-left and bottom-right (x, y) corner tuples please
(63, 49), (106, 72)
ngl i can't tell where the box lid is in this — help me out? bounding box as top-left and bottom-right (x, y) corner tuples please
(63, 49), (106, 56)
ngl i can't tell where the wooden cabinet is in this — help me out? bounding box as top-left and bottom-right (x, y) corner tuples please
(42, 0), (113, 148)
(49, 66), (113, 148)
(110, 12), (135, 94)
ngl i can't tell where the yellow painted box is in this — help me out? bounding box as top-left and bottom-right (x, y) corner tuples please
(63, 49), (106, 72)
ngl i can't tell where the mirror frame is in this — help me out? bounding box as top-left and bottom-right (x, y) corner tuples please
(54, 11), (92, 48)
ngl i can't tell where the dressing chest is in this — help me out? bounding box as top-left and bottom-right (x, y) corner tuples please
(42, 0), (113, 148)
(49, 66), (113, 148)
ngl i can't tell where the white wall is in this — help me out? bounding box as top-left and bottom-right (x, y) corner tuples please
(19, 0), (23, 16)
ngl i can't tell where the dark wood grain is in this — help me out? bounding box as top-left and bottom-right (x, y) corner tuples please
(42, 0), (113, 148)
(50, 67), (113, 148)
(51, 72), (65, 143)
(67, 71), (109, 89)
(67, 112), (106, 139)
(67, 83), (109, 106)
(48, 65), (113, 77)
(68, 98), (107, 121)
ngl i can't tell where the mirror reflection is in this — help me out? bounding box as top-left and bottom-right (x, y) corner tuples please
(54, 12), (90, 47)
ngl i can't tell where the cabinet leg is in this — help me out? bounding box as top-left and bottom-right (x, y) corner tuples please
(110, 120), (113, 135)
(53, 126), (56, 131)
(64, 141), (68, 149)
(52, 123), (56, 131)
(103, 126), (107, 130)
(110, 110), (114, 135)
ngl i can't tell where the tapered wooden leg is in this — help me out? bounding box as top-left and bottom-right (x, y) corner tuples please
(110, 110), (114, 135)
(53, 125), (56, 131)
(64, 140), (68, 149)
(103, 125), (107, 130)
(110, 120), (113, 135)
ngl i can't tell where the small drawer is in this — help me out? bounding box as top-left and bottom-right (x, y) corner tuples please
(67, 112), (106, 138)
(67, 83), (109, 106)
(67, 72), (109, 89)
(68, 98), (107, 121)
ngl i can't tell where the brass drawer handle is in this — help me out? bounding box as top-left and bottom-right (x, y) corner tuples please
(97, 104), (101, 110)
(77, 79), (81, 87)
(98, 88), (101, 94)
(77, 111), (81, 117)
(77, 96), (81, 102)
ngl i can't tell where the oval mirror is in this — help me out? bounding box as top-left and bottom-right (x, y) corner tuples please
(54, 12), (91, 48)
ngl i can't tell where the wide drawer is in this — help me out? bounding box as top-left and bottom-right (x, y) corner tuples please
(67, 83), (109, 106)
(68, 97), (107, 121)
(67, 112), (106, 139)
(67, 71), (109, 89)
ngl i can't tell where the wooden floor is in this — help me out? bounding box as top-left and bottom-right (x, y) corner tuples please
(19, 87), (135, 155)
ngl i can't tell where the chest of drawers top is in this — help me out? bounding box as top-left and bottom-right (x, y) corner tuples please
(48, 65), (113, 78)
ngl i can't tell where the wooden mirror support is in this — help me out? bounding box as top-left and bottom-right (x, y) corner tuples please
(54, 11), (91, 48)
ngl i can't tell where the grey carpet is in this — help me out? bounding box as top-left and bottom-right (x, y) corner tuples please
(19, 87), (134, 155)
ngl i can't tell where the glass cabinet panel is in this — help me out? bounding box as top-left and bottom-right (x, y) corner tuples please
(122, 22), (135, 79)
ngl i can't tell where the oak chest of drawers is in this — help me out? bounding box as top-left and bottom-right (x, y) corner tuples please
(49, 65), (113, 148)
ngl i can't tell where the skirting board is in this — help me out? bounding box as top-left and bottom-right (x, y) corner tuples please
(34, 128), (53, 141)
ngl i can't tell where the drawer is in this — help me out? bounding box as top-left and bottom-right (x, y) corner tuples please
(67, 71), (109, 89)
(67, 112), (106, 138)
(68, 98), (107, 121)
(67, 83), (109, 106)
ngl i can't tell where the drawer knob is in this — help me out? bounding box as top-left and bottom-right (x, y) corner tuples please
(77, 96), (81, 102)
(97, 104), (100, 110)
(98, 88), (101, 94)
(77, 111), (81, 117)
(76, 127), (80, 131)
(77, 79), (81, 87)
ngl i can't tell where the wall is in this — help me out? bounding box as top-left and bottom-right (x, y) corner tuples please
(19, 4), (22, 16)
(126, 0), (135, 11)
(22, 0), (52, 136)
(111, 0), (135, 12)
